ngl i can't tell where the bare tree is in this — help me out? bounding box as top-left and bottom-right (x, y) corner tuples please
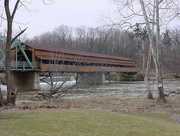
(86, 27), (97, 53)
(110, 0), (180, 102)
(1, 0), (55, 106)
(161, 29), (180, 75)
(75, 26), (88, 51)
(53, 25), (73, 49)
(4, 0), (24, 106)
(133, 24), (153, 99)
(170, 29), (180, 74)
(139, 0), (164, 102)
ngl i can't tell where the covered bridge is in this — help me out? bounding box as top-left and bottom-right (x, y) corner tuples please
(12, 43), (138, 73)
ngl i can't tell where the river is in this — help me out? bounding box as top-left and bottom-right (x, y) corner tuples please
(1, 78), (180, 99)
(45, 78), (180, 98)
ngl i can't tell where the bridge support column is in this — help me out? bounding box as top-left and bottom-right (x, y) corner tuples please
(76, 72), (105, 84)
(12, 72), (41, 91)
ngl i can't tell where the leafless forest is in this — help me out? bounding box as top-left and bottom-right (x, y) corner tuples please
(26, 25), (180, 75)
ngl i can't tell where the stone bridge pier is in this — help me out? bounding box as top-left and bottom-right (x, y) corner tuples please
(11, 72), (41, 91)
(76, 72), (105, 84)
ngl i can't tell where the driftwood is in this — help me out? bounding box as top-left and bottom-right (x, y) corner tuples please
(165, 89), (180, 97)
(175, 75), (180, 78)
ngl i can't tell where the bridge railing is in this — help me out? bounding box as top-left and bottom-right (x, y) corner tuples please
(10, 61), (40, 70)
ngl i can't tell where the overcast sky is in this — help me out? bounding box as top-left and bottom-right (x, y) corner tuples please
(9, 0), (113, 38)
(1, 0), (179, 38)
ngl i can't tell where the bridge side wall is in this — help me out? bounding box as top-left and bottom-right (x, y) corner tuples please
(12, 72), (41, 91)
(41, 64), (139, 73)
(76, 72), (105, 84)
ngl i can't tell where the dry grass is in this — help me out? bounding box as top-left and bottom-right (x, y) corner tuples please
(15, 95), (180, 114)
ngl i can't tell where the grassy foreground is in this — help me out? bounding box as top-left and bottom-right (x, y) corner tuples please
(0, 109), (179, 136)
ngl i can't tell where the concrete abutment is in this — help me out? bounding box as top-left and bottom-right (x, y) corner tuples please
(11, 71), (41, 91)
(76, 72), (105, 84)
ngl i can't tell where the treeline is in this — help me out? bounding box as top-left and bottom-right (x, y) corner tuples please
(27, 25), (180, 74)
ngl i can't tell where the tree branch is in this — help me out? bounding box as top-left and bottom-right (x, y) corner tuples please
(42, 0), (56, 5)
(11, 0), (20, 20)
(4, 0), (11, 20)
(11, 27), (28, 43)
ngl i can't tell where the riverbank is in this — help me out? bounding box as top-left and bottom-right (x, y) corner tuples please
(14, 95), (180, 123)
(1, 79), (180, 123)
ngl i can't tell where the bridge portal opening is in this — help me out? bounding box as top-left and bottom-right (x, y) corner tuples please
(17, 50), (32, 62)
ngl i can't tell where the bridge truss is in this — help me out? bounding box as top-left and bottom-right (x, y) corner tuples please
(0, 36), (33, 70)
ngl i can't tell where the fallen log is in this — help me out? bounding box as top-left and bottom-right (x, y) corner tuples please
(175, 75), (180, 78)
(165, 89), (180, 97)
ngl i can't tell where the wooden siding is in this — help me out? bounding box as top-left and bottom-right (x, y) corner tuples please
(41, 64), (139, 73)
(35, 50), (135, 65)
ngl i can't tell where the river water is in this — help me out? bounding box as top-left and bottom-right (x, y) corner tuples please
(53, 79), (180, 98)
(1, 79), (180, 99)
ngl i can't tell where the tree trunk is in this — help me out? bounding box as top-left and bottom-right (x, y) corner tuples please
(145, 49), (153, 99)
(4, 0), (20, 106)
(139, 0), (166, 103)
(5, 21), (16, 106)
(155, 0), (166, 103)
(142, 42), (145, 71)
(156, 66), (166, 103)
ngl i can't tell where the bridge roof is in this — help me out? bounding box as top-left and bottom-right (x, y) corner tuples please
(36, 55), (136, 66)
(22, 43), (134, 62)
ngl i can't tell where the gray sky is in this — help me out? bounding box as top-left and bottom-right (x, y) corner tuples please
(1, 0), (179, 38)
(11, 0), (113, 38)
